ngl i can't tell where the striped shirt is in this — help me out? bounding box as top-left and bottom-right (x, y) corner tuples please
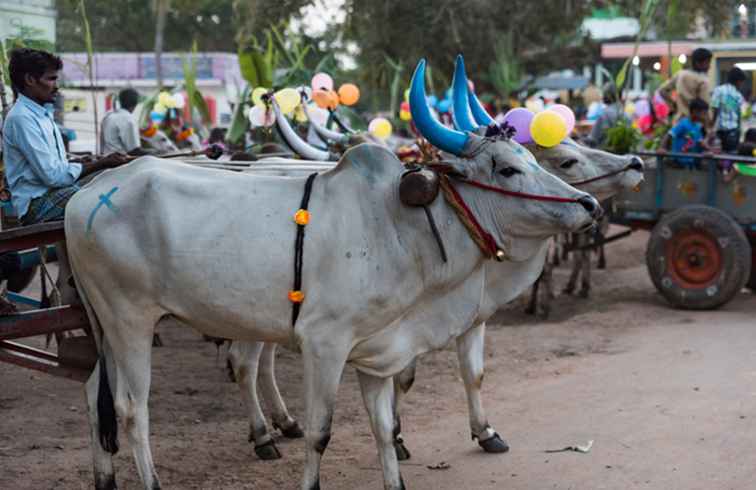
(711, 83), (745, 131)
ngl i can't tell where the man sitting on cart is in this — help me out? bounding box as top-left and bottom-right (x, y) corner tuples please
(2, 48), (130, 226)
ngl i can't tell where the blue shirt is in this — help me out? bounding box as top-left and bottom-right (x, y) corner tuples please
(2, 94), (82, 218)
(669, 117), (704, 167)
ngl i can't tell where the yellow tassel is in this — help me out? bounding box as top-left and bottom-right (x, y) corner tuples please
(288, 290), (305, 303)
(294, 209), (310, 225)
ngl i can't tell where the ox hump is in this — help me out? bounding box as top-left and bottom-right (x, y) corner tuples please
(327, 143), (403, 186)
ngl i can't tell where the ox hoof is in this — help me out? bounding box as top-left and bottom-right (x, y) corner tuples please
(254, 440), (282, 460)
(394, 439), (412, 461)
(478, 433), (509, 453)
(275, 420), (305, 439)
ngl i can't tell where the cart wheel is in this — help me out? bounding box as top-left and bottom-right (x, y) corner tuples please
(646, 205), (750, 309)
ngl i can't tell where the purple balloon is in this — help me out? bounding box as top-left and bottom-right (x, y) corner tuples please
(503, 108), (534, 144)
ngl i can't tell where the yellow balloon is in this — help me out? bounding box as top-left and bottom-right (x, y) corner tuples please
(399, 109), (412, 121)
(293, 104), (308, 123)
(530, 110), (567, 147)
(251, 87), (270, 107)
(158, 91), (175, 109)
(369, 118), (392, 140)
(153, 102), (167, 115)
(274, 88), (301, 115)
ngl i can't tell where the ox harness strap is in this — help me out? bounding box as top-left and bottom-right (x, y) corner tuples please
(567, 163), (637, 187)
(290, 173), (318, 327)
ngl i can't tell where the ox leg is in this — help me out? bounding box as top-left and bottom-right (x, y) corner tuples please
(563, 235), (583, 295)
(358, 371), (405, 490)
(551, 237), (561, 267)
(537, 264), (553, 319)
(579, 248), (591, 298)
(54, 241), (78, 306)
(259, 342), (304, 439)
(86, 359), (117, 490)
(391, 360), (416, 461)
(300, 342), (348, 490)
(457, 323), (509, 453)
(227, 341), (281, 460)
(524, 274), (541, 315)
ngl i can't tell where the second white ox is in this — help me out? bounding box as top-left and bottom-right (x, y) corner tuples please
(66, 60), (599, 490)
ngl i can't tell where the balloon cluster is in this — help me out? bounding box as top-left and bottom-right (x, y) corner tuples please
(501, 104), (575, 147)
(311, 72), (360, 110)
(627, 93), (670, 134)
(151, 91), (185, 122)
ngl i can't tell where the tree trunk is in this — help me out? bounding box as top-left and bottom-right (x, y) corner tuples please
(154, 0), (170, 90)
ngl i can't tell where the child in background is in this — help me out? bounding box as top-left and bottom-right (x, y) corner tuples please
(710, 67), (746, 154)
(661, 98), (712, 169)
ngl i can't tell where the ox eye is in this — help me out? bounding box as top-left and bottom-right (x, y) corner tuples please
(560, 159), (578, 169)
(499, 167), (520, 178)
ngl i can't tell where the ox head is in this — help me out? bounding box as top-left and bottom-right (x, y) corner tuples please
(141, 128), (178, 153)
(523, 140), (644, 202)
(411, 57), (600, 260)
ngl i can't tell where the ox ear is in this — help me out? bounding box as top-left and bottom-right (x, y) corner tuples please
(436, 157), (472, 179)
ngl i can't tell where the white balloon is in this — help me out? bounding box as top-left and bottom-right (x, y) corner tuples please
(307, 104), (329, 126)
(248, 105), (274, 127)
(172, 93), (186, 109)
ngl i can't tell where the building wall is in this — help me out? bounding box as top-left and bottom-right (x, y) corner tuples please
(0, 0), (56, 44)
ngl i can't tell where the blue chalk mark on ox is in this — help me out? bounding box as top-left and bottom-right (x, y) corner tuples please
(86, 186), (120, 234)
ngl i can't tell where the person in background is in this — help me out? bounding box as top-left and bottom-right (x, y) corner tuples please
(586, 83), (628, 148)
(737, 128), (756, 157)
(658, 48), (712, 123)
(100, 88), (147, 156)
(3, 48), (129, 225)
(709, 67), (746, 155)
(660, 98), (712, 169)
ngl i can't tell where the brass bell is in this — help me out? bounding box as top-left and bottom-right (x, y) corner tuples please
(495, 250), (506, 262)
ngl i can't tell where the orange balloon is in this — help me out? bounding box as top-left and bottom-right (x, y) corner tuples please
(313, 89), (339, 110)
(338, 83), (360, 106)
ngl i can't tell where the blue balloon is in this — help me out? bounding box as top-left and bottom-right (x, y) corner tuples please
(150, 111), (165, 123)
(445, 88), (453, 100)
(437, 99), (452, 113)
(427, 95), (438, 107)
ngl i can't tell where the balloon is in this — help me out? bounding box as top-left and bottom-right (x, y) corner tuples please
(152, 102), (167, 115)
(404, 88), (410, 102)
(624, 102), (635, 117)
(549, 104), (576, 135)
(654, 101), (670, 119)
(502, 108), (535, 144)
(248, 105), (274, 127)
(313, 89), (339, 110)
(150, 111), (165, 123)
(530, 110), (567, 147)
(293, 105), (308, 123)
(400, 101), (410, 113)
(368, 117), (392, 140)
(637, 114), (652, 133)
(297, 85), (313, 100)
(274, 88), (301, 115)
(158, 91), (175, 109)
(427, 95), (438, 107)
(338, 83), (360, 106)
(525, 98), (544, 113)
(445, 88), (453, 100)
(400, 110), (412, 121)
(306, 103), (330, 126)
(437, 99), (452, 113)
(634, 99), (650, 118)
(311, 72), (333, 92)
(251, 87), (270, 107)
(172, 93), (186, 109)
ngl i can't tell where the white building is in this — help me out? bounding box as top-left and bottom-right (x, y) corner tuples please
(0, 0), (56, 44)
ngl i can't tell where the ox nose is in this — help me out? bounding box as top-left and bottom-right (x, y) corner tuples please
(578, 195), (603, 219)
(628, 156), (644, 172)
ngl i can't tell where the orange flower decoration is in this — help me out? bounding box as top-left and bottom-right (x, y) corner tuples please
(141, 124), (158, 137)
(288, 290), (305, 303)
(176, 127), (194, 142)
(294, 209), (310, 225)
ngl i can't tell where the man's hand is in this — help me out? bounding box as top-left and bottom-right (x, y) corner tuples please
(97, 152), (130, 168)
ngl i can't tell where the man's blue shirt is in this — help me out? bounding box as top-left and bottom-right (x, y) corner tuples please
(2, 94), (82, 218)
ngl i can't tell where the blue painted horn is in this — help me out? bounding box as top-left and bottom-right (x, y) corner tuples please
(451, 54), (478, 132)
(410, 59), (468, 156)
(468, 88), (496, 127)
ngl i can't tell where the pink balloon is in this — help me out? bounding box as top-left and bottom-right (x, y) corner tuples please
(654, 101), (670, 119)
(549, 104), (575, 135)
(502, 108), (534, 144)
(311, 72), (334, 92)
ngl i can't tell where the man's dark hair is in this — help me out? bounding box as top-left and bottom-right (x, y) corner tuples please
(689, 98), (709, 113)
(691, 48), (713, 66)
(727, 67), (747, 85)
(745, 128), (756, 144)
(8, 48), (62, 99)
(118, 88), (140, 110)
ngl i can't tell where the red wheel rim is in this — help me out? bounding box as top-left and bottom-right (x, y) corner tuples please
(665, 229), (722, 289)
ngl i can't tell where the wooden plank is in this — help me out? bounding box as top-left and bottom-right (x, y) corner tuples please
(0, 305), (89, 341)
(0, 340), (90, 382)
(0, 221), (64, 240)
(0, 227), (66, 254)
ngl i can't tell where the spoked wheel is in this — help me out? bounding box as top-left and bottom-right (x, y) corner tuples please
(647, 205), (750, 309)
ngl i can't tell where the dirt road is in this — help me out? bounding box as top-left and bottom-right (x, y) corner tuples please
(2, 229), (756, 489)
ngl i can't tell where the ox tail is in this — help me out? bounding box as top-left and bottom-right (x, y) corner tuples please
(73, 267), (119, 455)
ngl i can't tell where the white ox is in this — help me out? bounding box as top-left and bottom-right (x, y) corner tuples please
(66, 60), (599, 490)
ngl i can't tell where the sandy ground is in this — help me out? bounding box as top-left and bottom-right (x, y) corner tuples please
(2, 228), (756, 490)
